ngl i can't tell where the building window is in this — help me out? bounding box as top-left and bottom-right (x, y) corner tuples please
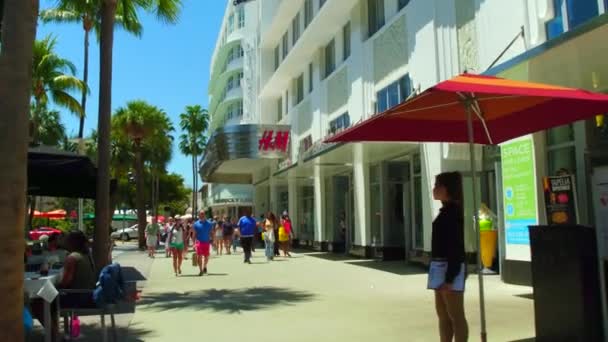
(328, 112), (350, 135)
(546, 0), (599, 40)
(274, 45), (280, 70)
(285, 90), (289, 113)
(368, 0), (385, 37)
(308, 63), (314, 93)
(300, 135), (313, 153)
(398, 0), (411, 10)
(228, 14), (235, 33)
(304, 0), (313, 28)
(282, 32), (289, 59)
(376, 74), (411, 113)
(319, 0), (326, 9)
(343, 22), (351, 61)
(547, 124), (576, 175)
(277, 97), (283, 121)
(296, 74), (304, 104)
(324, 39), (335, 78)
(238, 5), (245, 28)
(292, 13), (301, 45)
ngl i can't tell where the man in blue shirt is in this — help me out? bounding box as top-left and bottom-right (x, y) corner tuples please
(237, 208), (257, 264)
(193, 210), (214, 276)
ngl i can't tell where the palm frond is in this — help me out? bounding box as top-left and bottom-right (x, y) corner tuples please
(51, 90), (84, 117)
(39, 9), (80, 24)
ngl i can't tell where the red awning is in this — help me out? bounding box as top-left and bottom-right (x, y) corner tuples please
(326, 74), (608, 145)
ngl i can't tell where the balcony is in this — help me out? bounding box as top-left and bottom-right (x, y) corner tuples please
(210, 87), (243, 131)
(259, 0), (357, 98)
(210, 56), (243, 93)
(210, 28), (244, 81)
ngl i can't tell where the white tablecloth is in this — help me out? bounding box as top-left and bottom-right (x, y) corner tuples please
(24, 270), (61, 302)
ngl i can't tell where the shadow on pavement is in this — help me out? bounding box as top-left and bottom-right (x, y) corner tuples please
(137, 286), (316, 313)
(28, 322), (155, 342)
(298, 251), (426, 276)
(514, 293), (534, 300)
(509, 338), (535, 342)
(344, 260), (427, 276)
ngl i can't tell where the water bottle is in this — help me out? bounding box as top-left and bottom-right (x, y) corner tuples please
(71, 315), (81, 338)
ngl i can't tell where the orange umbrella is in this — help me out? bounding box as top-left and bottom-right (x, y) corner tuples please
(327, 73), (608, 342)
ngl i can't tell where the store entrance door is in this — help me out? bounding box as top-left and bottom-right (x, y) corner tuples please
(385, 161), (411, 261)
(333, 174), (354, 253)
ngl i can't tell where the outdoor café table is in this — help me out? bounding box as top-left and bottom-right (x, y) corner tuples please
(24, 269), (61, 342)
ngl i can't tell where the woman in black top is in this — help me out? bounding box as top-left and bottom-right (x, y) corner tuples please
(432, 171), (468, 342)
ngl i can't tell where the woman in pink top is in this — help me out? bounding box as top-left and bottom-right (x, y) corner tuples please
(279, 212), (292, 257)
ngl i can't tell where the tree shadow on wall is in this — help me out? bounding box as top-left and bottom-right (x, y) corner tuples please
(137, 286), (317, 314)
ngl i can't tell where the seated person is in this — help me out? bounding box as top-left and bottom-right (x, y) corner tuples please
(31, 231), (97, 340)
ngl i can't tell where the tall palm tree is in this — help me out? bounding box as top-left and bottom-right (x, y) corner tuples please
(31, 35), (86, 143)
(144, 114), (174, 217)
(0, 1), (40, 338)
(113, 100), (172, 249)
(179, 105), (209, 215)
(95, 0), (181, 269)
(40, 0), (144, 139)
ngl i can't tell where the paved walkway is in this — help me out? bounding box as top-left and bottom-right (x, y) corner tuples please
(122, 248), (535, 342)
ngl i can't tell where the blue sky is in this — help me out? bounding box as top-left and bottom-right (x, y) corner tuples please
(37, 0), (226, 188)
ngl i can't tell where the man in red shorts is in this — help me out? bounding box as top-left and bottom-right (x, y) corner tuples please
(193, 210), (214, 276)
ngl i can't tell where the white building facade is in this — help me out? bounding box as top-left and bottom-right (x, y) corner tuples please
(203, 0), (608, 285)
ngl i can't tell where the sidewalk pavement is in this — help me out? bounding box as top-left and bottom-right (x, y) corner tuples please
(122, 248), (535, 342)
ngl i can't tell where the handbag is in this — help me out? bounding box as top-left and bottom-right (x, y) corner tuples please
(278, 226), (289, 242)
(191, 252), (198, 267)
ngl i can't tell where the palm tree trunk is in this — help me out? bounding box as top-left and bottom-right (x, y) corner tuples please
(0, 0), (39, 339)
(135, 147), (146, 249)
(94, 0), (117, 270)
(155, 173), (160, 217)
(194, 152), (198, 215)
(78, 28), (90, 139)
(28, 195), (37, 229)
(192, 154), (196, 215)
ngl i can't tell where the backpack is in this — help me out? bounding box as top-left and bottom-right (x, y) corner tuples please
(93, 263), (125, 307)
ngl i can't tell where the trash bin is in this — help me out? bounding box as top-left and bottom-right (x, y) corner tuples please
(529, 225), (605, 342)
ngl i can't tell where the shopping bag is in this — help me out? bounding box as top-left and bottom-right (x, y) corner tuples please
(191, 252), (198, 267)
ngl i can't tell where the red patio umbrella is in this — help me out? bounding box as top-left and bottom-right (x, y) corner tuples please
(326, 73), (608, 341)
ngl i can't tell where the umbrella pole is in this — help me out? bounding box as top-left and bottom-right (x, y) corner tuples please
(466, 103), (488, 342)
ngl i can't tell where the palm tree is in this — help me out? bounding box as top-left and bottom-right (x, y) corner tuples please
(113, 100), (173, 249)
(92, 0), (181, 268)
(94, 0), (182, 269)
(0, 1), (40, 338)
(144, 115), (174, 217)
(31, 35), (86, 143)
(39, 0), (143, 139)
(179, 105), (209, 215)
(30, 104), (67, 147)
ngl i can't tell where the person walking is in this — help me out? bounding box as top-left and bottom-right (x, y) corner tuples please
(222, 216), (234, 255)
(231, 217), (240, 254)
(168, 219), (185, 276)
(237, 208), (257, 264)
(214, 217), (225, 255)
(145, 217), (161, 258)
(263, 212), (277, 262)
(183, 218), (193, 260)
(164, 217), (175, 258)
(193, 211), (214, 276)
(279, 212), (292, 257)
(430, 171), (468, 342)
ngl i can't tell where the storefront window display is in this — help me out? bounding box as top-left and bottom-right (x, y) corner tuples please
(547, 124), (577, 175)
(299, 186), (315, 241)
